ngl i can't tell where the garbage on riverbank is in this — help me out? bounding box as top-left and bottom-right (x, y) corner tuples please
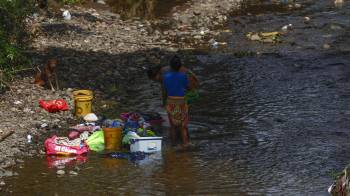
(39, 99), (69, 113)
(246, 31), (281, 43)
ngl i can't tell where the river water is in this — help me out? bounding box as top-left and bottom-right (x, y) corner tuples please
(2, 0), (350, 195)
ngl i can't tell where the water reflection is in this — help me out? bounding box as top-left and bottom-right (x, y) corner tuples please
(159, 150), (198, 194)
(46, 155), (88, 169)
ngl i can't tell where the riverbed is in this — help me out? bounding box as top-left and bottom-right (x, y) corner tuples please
(2, 0), (350, 195)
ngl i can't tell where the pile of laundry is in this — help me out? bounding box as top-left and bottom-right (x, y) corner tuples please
(44, 112), (163, 156)
(45, 113), (102, 155)
(120, 112), (157, 146)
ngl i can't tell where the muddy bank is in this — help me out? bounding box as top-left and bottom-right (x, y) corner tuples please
(0, 78), (75, 180)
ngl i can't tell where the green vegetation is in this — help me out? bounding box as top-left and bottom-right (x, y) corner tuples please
(0, 0), (33, 89)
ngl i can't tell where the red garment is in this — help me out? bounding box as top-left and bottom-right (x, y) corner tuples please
(39, 99), (69, 113)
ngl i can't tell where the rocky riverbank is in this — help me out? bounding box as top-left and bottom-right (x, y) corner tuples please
(0, 0), (245, 182)
(0, 78), (75, 180)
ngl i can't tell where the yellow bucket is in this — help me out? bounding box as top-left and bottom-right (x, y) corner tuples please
(103, 127), (123, 151)
(73, 90), (93, 117)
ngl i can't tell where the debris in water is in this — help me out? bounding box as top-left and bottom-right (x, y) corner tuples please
(281, 24), (293, 31)
(41, 123), (48, 128)
(62, 10), (71, 20)
(246, 32), (281, 43)
(304, 17), (311, 23)
(208, 39), (227, 48)
(13, 101), (22, 105)
(27, 134), (32, 143)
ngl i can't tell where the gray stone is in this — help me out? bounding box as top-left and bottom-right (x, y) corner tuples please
(56, 170), (65, 175)
(323, 44), (331, 49)
(69, 171), (78, 175)
(97, 0), (106, 4)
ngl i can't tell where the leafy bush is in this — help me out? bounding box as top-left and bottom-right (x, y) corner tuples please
(0, 0), (33, 88)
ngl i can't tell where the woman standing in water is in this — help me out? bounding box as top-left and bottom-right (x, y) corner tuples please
(147, 55), (199, 148)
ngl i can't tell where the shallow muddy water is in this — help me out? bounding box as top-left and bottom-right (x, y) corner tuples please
(2, 0), (350, 195)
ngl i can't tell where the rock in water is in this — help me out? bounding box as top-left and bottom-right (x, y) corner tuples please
(69, 171), (78, 175)
(97, 0), (106, 4)
(56, 170), (65, 175)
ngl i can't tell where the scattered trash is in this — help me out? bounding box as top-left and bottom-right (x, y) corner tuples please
(41, 123), (48, 128)
(304, 17), (311, 23)
(62, 10), (71, 20)
(13, 101), (22, 105)
(208, 39), (227, 48)
(246, 31), (281, 43)
(39, 99), (69, 113)
(27, 134), (32, 143)
(281, 24), (293, 32)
